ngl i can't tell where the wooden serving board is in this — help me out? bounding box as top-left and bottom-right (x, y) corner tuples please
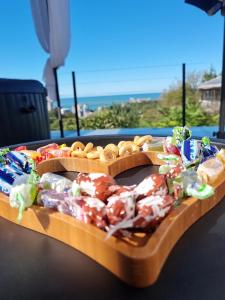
(0, 151), (224, 288)
(37, 150), (166, 177)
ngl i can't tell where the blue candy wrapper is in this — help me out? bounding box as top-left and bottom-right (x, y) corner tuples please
(0, 166), (20, 185)
(0, 177), (12, 195)
(6, 151), (32, 173)
(202, 144), (218, 160)
(181, 139), (201, 166)
(0, 164), (24, 195)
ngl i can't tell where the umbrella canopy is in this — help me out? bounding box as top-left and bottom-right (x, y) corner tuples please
(185, 0), (225, 138)
(30, 0), (70, 101)
(185, 0), (223, 15)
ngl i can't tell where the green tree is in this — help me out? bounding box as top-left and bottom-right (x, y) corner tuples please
(202, 65), (217, 82)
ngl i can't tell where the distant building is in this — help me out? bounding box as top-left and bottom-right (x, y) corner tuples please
(198, 76), (221, 112)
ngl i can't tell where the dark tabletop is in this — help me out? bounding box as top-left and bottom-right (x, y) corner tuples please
(1, 135), (225, 300)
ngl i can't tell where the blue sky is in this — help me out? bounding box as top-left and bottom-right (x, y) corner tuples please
(0, 0), (223, 97)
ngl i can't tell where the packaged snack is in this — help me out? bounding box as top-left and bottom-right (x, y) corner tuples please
(172, 126), (191, 147)
(14, 146), (27, 151)
(39, 172), (72, 193)
(9, 173), (39, 222)
(180, 139), (202, 166)
(37, 190), (68, 209)
(0, 164), (23, 185)
(0, 177), (12, 195)
(216, 149), (225, 164)
(157, 153), (181, 164)
(163, 137), (180, 155)
(197, 157), (224, 184)
(6, 151), (32, 173)
(19, 150), (41, 161)
(186, 183), (214, 200)
(47, 147), (71, 158)
(36, 143), (59, 155)
(0, 148), (10, 164)
(75, 173), (115, 202)
(142, 140), (163, 152)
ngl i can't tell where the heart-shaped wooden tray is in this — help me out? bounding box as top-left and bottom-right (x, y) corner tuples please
(0, 150), (224, 288)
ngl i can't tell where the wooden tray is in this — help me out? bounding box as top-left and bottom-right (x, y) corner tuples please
(0, 151), (224, 288)
(36, 150), (166, 177)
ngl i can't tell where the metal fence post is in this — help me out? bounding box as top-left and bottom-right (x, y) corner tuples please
(72, 71), (80, 136)
(53, 67), (64, 138)
(182, 63), (186, 127)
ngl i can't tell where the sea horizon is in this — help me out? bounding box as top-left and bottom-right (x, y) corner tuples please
(56, 92), (161, 111)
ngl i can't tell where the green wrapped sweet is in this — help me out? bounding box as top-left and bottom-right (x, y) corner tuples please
(186, 183), (214, 200)
(172, 126), (192, 147)
(9, 172), (39, 222)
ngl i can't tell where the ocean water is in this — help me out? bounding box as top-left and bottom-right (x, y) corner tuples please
(57, 92), (161, 111)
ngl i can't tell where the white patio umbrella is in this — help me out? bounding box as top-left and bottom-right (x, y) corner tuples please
(30, 0), (71, 137)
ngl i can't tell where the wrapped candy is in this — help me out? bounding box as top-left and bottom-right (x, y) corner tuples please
(36, 143), (59, 155)
(172, 126), (191, 147)
(173, 169), (215, 200)
(6, 151), (32, 173)
(134, 195), (174, 229)
(159, 164), (184, 178)
(106, 187), (137, 225)
(108, 184), (137, 195)
(0, 164), (23, 184)
(0, 163), (25, 195)
(37, 190), (68, 209)
(216, 149), (225, 164)
(134, 174), (168, 200)
(47, 147), (71, 158)
(186, 183), (214, 200)
(163, 137), (180, 155)
(142, 140), (163, 152)
(201, 137), (218, 161)
(39, 172), (72, 193)
(63, 197), (85, 220)
(197, 157), (224, 184)
(0, 148), (10, 164)
(0, 177), (12, 195)
(9, 173), (39, 222)
(180, 139), (202, 167)
(75, 173), (115, 202)
(82, 196), (107, 229)
(157, 153), (180, 165)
